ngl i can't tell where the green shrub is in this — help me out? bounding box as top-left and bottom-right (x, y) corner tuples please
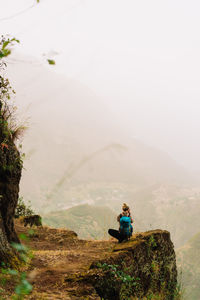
(0, 234), (33, 299)
(96, 262), (141, 300)
(15, 197), (34, 218)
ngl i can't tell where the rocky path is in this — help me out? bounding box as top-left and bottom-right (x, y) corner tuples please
(15, 221), (115, 299)
(2, 222), (178, 299)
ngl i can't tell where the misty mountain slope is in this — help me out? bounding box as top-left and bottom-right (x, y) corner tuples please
(129, 183), (200, 247)
(176, 232), (200, 299)
(5, 53), (195, 211)
(42, 204), (117, 239)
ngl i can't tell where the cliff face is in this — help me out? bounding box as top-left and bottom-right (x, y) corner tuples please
(66, 230), (177, 300)
(0, 101), (22, 265)
(5, 222), (177, 299)
(176, 231), (200, 299)
(0, 133), (22, 244)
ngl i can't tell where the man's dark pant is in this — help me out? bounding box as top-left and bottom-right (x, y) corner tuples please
(108, 229), (128, 243)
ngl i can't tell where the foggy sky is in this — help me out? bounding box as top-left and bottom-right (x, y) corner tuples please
(1, 0), (200, 171)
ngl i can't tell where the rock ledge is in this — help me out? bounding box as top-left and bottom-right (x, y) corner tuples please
(66, 230), (177, 299)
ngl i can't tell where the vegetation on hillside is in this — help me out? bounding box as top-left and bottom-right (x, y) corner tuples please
(15, 197), (34, 218)
(41, 181), (200, 248)
(0, 35), (24, 265)
(176, 232), (200, 299)
(42, 204), (117, 239)
(1, 220), (179, 299)
(0, 4), (189, 300)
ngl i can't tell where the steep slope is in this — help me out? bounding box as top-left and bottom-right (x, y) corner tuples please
(2, 220), (178, 299)
(176, 232), (200, 300)
(42, 204), (118, 239)
(41, 184), (200, 248)
(129, 184), (200, 248)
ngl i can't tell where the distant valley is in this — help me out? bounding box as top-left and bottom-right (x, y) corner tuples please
(6, 54), (200, 299)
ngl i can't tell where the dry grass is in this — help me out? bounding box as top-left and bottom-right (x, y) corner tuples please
(12, 220), (115, 299)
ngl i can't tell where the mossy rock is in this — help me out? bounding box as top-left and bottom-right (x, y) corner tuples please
(65, 230), (177, 300)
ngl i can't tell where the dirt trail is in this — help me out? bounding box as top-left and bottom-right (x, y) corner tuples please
(15, 221), (116, 299)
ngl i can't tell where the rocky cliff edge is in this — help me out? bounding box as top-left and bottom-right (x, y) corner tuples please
(4, 222), (178, 299)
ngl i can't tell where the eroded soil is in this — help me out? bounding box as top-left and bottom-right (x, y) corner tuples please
(14, 221), (115, 299)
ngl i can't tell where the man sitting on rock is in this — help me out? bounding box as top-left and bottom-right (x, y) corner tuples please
(108, 203), (133, 243)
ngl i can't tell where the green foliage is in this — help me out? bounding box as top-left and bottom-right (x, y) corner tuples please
(0, 35), (32, 298)
(0, 237), (33, 299)
(145, 283), (182, 300)
(98, 263), (139, 285)
(0, 37), (19, 59)
(0, 36), (27, 146)
(47, 59), (55, 65)
(149, 235), (157, 248)
(146, 235), (157, 257)
(42, 204), (117, 239)
(13, 272), (32, 299)
(0, 266), (32, 299)
(0, 68), (14, 103)
(15, 197), (34, 218)
(97, 262), (140, 300)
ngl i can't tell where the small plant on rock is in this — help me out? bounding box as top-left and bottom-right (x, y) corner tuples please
(0, 234), (33, 299)
(96, 262), (141, 300)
